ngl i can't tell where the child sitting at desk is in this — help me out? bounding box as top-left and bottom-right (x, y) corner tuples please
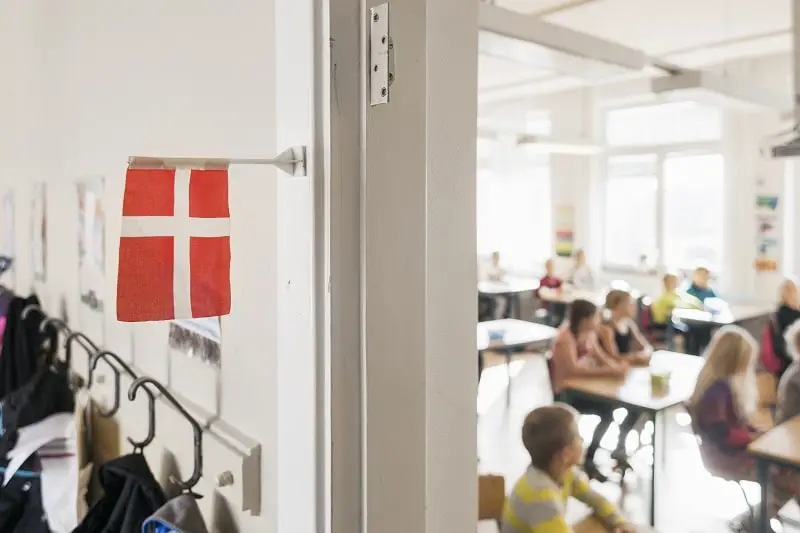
(549, 299), (628, 482)
(569, 249), (594, 290)
(599, 290), (652, 473)
(689, 326), (800, 532)
(686, 266), (717, 303)
(537, 259), (565, 326)
(486, 251), (508, 319)
(776, 320), (800, 424)
(501, 405), (636, 533)
(769, 279), (800, 379)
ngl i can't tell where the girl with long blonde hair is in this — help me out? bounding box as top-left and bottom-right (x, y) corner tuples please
(689, 326), (799, 532)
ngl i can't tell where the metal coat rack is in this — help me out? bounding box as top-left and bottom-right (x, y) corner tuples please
(26, 304), (207, 496)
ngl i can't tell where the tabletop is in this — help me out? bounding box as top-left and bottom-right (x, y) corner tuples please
(477, 319), (558, 352)
(672, 303), (772, 326)
(478, 277), (540, 296)
(748, 415), (800, 466)
(561, 350), (704, 412)
(538, 286), (604, 305)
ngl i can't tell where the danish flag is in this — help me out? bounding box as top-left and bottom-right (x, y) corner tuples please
(116, 166), (231, 322)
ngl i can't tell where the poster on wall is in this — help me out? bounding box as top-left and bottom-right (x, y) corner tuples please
(754, 191), (779, 272)
(554, 205), (575, 258)
(169, 318), (222, 367)
(1, 191), (15, 286)
(77, 177), (106, 312)
(31, 183), (47, 281)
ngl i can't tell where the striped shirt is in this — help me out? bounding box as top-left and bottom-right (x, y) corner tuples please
(501, 466), (625, 533)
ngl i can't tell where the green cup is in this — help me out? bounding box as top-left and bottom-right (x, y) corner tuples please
(650, 370), (671, 394)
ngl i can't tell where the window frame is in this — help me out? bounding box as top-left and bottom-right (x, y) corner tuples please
(601, 143), (724, 274)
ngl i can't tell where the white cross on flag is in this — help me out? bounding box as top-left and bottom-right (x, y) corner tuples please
(117, 166), (231, 322)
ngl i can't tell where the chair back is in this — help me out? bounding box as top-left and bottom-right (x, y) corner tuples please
(478, 474), (505, 521)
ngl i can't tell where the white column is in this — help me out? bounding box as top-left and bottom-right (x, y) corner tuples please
(722, 110), (785, 299)
(550, 90), (598, 273)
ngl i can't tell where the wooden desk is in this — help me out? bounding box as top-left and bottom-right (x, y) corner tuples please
(672, 303), (771, 354)
(573, 516), (657, 533)
(672, 303), (771, 328)
(477, 319), (558, 405)
(538, 287), (603, 305)
(748, 416), (800, 533)
(562, 351), (703, 412)
(561, 351), (704, 528)
(478, 278), (540, 319)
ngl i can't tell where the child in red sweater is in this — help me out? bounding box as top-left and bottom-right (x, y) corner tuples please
(690, 326), (800, 532)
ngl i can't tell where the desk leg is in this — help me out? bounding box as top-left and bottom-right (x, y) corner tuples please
(505, 350), (512, 406)
(649, 410), (665, 527)
(511, 294), (521, 319)
(757, 458), (769, 533)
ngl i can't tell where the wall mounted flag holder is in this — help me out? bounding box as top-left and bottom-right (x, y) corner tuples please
(127, 145), (308, 176)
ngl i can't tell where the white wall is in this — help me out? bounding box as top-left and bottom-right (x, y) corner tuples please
(0, 1), (315, 532)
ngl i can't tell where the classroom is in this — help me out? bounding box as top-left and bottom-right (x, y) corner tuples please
(476, 2), (800, 533)
(0, 1), (799, 533)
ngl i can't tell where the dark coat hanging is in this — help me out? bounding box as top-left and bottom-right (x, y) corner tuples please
(0, 295), (57, 399)
(73, 453), (167, 533)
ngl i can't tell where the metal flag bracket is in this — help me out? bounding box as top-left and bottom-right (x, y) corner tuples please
(127, 145), (308, 176)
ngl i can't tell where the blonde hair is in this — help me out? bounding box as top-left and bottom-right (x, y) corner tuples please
(604, 289), (630, 311)
(690, 325), (758, 417)
(784, 319), (800, 362)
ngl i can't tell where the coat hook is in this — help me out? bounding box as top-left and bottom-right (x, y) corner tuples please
(88, 351), (138, 417)
(128, 377), (204, 496)
(39, 317), (70, 334)
(21, 304), (43, 320)
(63, 331), (100, 375)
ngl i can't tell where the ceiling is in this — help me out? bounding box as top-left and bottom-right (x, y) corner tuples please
(480, 0), (793, 102)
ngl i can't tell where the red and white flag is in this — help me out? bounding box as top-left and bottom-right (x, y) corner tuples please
(116, 166), (231, 322)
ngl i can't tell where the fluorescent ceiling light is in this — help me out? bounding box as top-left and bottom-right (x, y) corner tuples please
(478, 128), (602, 155)
(479, 3), (646, 81)
(651, 70), (793, 111)
(517, 134), (603, 155)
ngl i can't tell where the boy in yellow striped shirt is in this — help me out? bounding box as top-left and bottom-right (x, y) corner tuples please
(501, 405), (635, 533)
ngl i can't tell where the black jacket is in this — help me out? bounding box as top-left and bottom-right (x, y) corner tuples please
(74, 453), (166, 533)
(0, 362), (75, 533)
(0, 295), (57, 400)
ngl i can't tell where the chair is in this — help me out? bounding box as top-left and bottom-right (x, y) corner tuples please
(684, 405), (756, 529)
(478, 474), (505, 530)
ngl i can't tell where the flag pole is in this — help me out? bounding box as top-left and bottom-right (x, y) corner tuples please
(127, 145), (307, 176)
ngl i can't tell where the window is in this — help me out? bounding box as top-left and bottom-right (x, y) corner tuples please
(663, 153), (724, 271)
(603, 155), (658, 267)
(606, 101), (721, 147)
(476, 157), (551, 274)
(602, 100), (724, 271)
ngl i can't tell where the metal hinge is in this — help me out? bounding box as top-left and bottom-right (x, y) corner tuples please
(369, 3), (394, 106)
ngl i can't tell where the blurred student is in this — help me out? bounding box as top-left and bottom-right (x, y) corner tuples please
(538, 258), (562, 293)
(549, 299), (628, 482)
(689, 326), (799, 532)
(776, 320), (800, 424)
(569, 249), (594, 290)
(537, 259), (565, 326)
(487, 251), (506, 282)
(686, 266), (717, 303)
(651, 274), (680, 327)
(501, 405), (635, 533)
(486, 251), (508, 319)
(599, 290), (652, 470)
(770, 278), (800, 378)
(651, 272), (699, 350)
